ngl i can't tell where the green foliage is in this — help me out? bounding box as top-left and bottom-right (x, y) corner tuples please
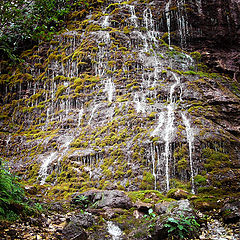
(73, 195), (89, 209)
(164, 214), (200, 239)
(143, 208), (157, 232)
(0, 158), (24, 221)
(0, 158), (42, 221)
(0, 0), (75, 61)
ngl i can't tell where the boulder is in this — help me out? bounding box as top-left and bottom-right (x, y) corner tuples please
(61, 213), (94, 240)
(134, 200), (152, 213)
(166, 189), (190, 200)
(72, 190), (133, 209)
(154, 201), (172, 215)
(152, 200), (199, 240)
(61, 223), (87, 240)
(221, 200), (240, 223)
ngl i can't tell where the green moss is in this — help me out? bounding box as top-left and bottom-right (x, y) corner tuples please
(139, 171), (155, 190)
(194, 175), (207, 186)
(127, 190), (166, 204)
(202, 148), (230, 171)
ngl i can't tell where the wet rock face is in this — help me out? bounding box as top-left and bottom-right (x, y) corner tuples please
(0, 0), (240, 195)
(187, 0), (240, 78)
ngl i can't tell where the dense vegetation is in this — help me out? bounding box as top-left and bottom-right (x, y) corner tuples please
(0, 0), (93, 62)
(0, 158), (40, 221)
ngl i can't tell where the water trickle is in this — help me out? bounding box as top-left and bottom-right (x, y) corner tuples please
(177, 0), (189, 48)
(78, 108), (84, 127)
(107, 221), (122, 240)
(150, 143), (157, 190)
(143, 8), (154, 30)
(104, 78), (115, 102)
(39, 136), (73, 184)
(129, 5), (138, 28)
(39, 152), (58, 185)
(134, 93), (145, 113)
(196, 0), (203, 15)
(102, 15), (110, 28)
(181, 112), (195, 194)
(165, 0), (172, 47)
(88, 104), (98, 125)
(163, 72), (180, 191)
(151, 112), (165, 136)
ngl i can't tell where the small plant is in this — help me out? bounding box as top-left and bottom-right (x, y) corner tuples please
(164, 214), (200, 239)
(143, 208), (157, 231)
(0, 158), (33, 221)
(74, 195), (89, 209)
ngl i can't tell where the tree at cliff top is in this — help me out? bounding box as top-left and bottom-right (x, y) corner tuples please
(0, 0), (81, 61)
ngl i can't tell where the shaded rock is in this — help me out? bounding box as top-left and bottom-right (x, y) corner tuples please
(61, 213), (93, 240)
(61, 222), (87, 240)
(72, 190), (133, 209)
(67, 213), (95, 229)
(221, 200), (240, 223)
(134, 200), (152, 214)
(154, 201), (171, 215)
(166, 189), (190, 200)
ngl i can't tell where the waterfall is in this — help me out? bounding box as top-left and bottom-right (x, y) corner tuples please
(102, 15), (110, 28)
(166, 0), (172, 47)
(181, 112), (195, 194)
(88, 104), (98, 125)
(151, 112), (165, 136)
(107, 221), (122, 240)
(134, 93), (145, 113)
(177, 0), (189, 47)
(104, 78), (115, 102)
(143, 8), (154, 30)
(39, 152), (58, 185)
(163, 73), (180, 191)
(196, 0), (203, 15)
(150, 143), (157, 190)
(39, 136), (73, 184)
(129, 5), (138, 27)
(78, 108), (84, 127)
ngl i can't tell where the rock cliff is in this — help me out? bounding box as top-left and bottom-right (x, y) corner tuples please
(0, 1), (240, 238)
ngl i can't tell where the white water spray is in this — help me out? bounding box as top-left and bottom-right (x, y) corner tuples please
(181, 112), (195, 194)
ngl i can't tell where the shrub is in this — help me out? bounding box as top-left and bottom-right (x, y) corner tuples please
(164, 214), (200, 239)
(0, 158), (39, 221)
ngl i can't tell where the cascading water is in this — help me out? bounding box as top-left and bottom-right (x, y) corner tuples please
(107, 221), (122, 240)
(104, 78), (115, 102)
(78, 108), (84, 127)
(177, 0), (189, 47)
(165, 0), (172, 47)
(181, 112), (195, 194)
(39, 136), (73, 185)
(134, 93), (146, 113)
(163, 73), (180, 191)
(129, 5), (138, 28)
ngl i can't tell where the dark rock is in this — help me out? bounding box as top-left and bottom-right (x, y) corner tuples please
(67, 212), (95, 229)
(166, 189), (190, 200)
(154, 201), (171, 215)
(61, 213), (93, 240)
(72, 190), (133, 209)
(221, 200), (240, 223)
(62, 222), (87, 240)
(134, 200), (152, 213)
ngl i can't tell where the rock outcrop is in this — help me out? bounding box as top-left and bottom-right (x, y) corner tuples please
(0, 0), (239, 199)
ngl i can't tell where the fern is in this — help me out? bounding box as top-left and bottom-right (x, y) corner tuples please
(0, 158), (25, 221)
